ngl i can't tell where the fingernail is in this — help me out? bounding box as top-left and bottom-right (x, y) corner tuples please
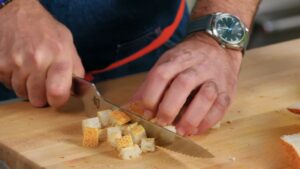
(144, 110), (153, 120)
(220, 94), (230, 106)
(177, 126), (185, 136)
(32, 99), (47, 108)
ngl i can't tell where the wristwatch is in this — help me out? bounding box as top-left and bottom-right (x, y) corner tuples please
(0, 0), (12, 9)
(187, 12), (249, 54)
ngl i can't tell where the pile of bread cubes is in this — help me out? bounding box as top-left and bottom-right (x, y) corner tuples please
(81, 108), (176, 160)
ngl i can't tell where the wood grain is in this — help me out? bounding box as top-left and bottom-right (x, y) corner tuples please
(1, 39), (300, 169)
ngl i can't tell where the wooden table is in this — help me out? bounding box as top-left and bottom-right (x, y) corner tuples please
(1, 39), (300, 169)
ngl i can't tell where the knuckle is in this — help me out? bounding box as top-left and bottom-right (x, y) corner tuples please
(202, 83), (217, 102)
(26, 50), (45, 69)
(52, 62), (71, 74)
(175, 71), (195, 89)
(11, 54), (23, 68)
(52, 40), (65, 54)
(216, 93), (231, 110)
(150, 65), (172, 82)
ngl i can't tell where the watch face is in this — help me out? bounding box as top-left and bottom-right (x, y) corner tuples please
(215, 14), (245, 44)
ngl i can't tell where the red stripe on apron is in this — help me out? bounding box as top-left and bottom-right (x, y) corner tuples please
(85, 0), (185, 81)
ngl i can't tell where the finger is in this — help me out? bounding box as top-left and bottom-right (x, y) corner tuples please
(46, 61), (72, 108)
(26, 71), (47, 107)
(197, 92), (231, 134)
(130, 81), (147, 102)
(71, 49), (85, 78)
(0, 72), (12, 89)
(11, 71), (29, 98)
(176, 81), (218, 136)
(155, 68), (206, 126)
(142, 51), (198, 112)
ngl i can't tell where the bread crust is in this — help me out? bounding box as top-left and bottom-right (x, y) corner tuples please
(281, 139), (300, 169)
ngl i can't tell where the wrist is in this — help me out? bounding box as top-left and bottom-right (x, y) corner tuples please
(187, 32), (243, 61)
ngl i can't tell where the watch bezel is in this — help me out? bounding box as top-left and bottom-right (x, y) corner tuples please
(206, 12), (249, 50)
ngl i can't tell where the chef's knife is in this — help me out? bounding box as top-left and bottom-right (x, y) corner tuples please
(72, 76), (213, 158)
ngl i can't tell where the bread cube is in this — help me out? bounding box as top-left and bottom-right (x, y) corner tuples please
(141, 138), (155, 152)
(110, 110), (131, 126)
(116, 135), (133, 151)
(129, 125), (146, 144)
(107, 126), (122, 147)
(82, 117), (101, 131)
(82, 127), (99, 147)
(97, 109), (112, 127)
(164, 125), (177, 133)
(122, 122), (138, 135)
(119, 144), (142, 160)
(98, 128), (107, 142)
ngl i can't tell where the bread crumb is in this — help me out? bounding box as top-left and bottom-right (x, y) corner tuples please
(164, 125), (177, 133)
(229, 156), (236, 162)
(212, 122), (221, 129)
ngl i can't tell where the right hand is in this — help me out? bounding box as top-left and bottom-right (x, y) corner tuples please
(0, 0), (85, 107)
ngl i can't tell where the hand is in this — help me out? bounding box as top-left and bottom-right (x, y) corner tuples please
(0, 0), (84, 107)
(131, 33), (242, 136)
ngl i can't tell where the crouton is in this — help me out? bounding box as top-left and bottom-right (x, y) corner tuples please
(107, 126), (122, 147)
(82, 127), (99, 147)
(122, 122), (138, 135)
(98, 128), (107, 142)
(110, 110), (131, 126)
(82, 117), (101, 131)
(141, 138), (155, 152)
(129, 125), (147, 144)
(281, 133), (300, 168)
(116, 135), (133, 151)
(119, 144), (142, 160)
(97, 109), (112, 127)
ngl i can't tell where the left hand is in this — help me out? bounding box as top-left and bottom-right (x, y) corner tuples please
(131, 33), (242, 136)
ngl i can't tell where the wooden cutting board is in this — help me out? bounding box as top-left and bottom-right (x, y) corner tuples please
(1, 39), (300, 169)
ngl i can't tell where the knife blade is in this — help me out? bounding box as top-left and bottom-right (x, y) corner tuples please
(72, 76), (214, 158)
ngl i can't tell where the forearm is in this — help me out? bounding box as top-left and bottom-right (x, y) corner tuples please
(190, 0), (261, 28)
